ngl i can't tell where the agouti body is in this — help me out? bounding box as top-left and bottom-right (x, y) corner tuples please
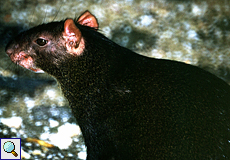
(5, 11), (230, 159)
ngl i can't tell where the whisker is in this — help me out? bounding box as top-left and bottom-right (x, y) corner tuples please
(43, 5), (48, 23)
(52, 3), (63, 22)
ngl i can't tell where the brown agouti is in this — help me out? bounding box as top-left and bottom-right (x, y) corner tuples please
(5, 10), (230, 160)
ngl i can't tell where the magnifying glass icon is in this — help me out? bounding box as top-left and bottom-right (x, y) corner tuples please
(3, 141), (18, 157)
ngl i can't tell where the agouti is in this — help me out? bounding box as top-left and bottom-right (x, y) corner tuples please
(5, 10), (230, 160)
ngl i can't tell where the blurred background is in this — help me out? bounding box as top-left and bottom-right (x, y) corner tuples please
(0, 0), (230, 159)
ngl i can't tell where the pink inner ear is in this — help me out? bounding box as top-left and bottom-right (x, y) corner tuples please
(63, 19), (82, 46)
(77, 11), (99, 29)
(63, 19), (85, 56)
(64, 19), (81, 37)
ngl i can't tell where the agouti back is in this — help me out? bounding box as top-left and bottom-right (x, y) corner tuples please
(5, 11), (230, 160)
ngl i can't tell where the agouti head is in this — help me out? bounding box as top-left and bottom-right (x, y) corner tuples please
(5, 11), (99, 75)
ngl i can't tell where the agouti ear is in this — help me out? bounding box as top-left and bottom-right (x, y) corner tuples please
(63, 19), (85, 56)
(77, 10), (99, 30)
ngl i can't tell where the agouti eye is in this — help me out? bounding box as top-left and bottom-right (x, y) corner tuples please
(36, 38), (48, 46)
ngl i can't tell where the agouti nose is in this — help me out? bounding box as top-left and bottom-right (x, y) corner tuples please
(5, 41), (18, 56)
(5, 48), (13, 56)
